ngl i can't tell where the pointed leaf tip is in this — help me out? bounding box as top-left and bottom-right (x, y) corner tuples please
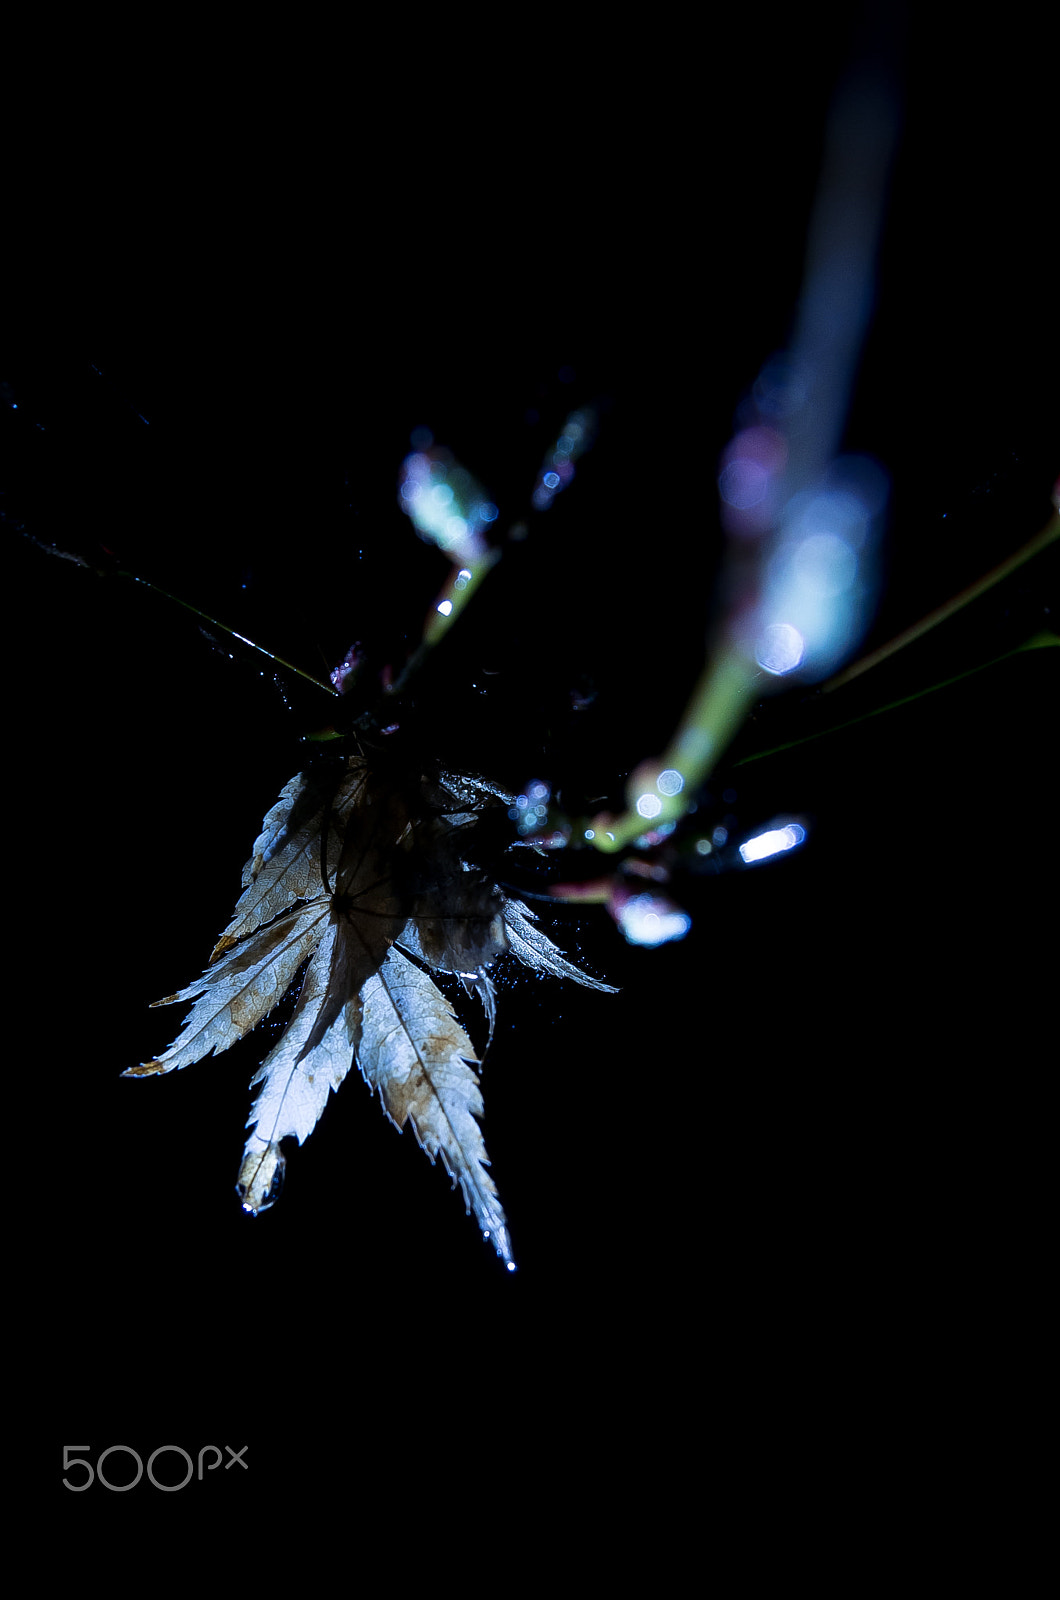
(237, 1141), (285, 1213)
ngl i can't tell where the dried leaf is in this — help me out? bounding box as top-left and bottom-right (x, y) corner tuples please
(130, 754), (617, 1262)
(210, 763), (368, 960)
(502, 898), (619, 992)
(126, 900), (330, 1077)
(238, 921), (359, 1210)
(359, 945), (511, 1263)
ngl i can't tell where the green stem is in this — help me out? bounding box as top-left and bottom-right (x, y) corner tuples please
(589, 646), (759, 853)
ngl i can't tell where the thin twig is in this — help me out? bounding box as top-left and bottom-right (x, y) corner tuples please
(125, 573), (340, 697)
(19, 528), (340, 697)
(735, 631), (1058, 766)
(819, 512), (1059, 694)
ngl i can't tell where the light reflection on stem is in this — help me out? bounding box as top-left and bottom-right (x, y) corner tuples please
(590, 646), (759, 854)
(126, 573), (341, 696)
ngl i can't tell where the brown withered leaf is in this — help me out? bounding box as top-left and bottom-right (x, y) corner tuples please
(125, 755), (616, 1265)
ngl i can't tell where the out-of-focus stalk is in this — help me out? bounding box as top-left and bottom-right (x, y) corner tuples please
(588, 41), (899, 860)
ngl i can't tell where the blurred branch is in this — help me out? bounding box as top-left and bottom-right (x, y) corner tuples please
(585, 42), (900, 861)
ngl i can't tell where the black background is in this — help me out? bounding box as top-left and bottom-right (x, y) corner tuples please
(8, 12), (1056, 1502)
